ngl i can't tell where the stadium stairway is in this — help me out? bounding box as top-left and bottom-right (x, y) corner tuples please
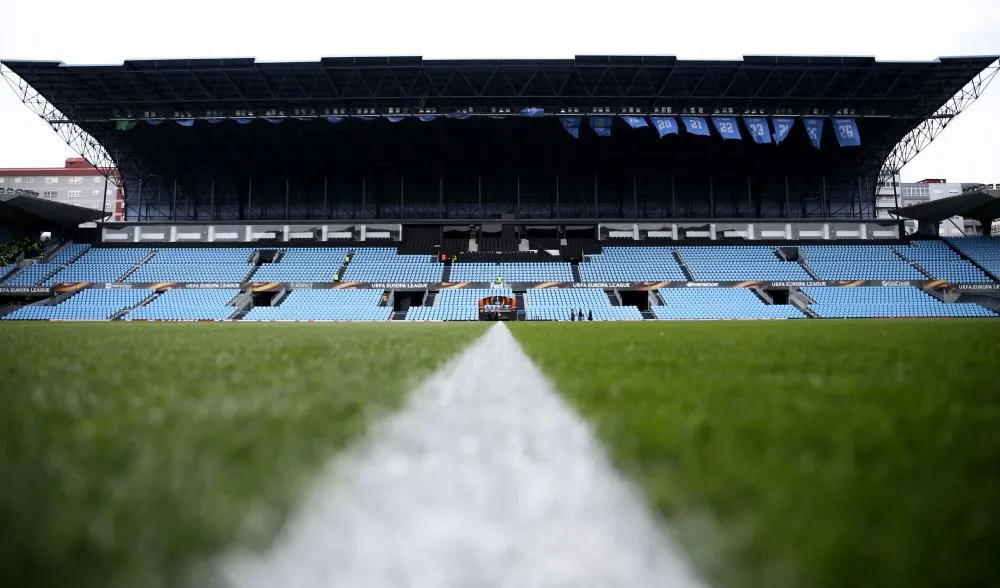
(516, 292), (526, 320)
(672, 251), (695, 281)
(391, 310), (407, 320)
(893, 248), (934, 279)
(606, 290), (621, 306)
(110, 290), (161, 320)
(424, 290), (438, 306)
(751, 287), (774, 304)
(441, 264), (452, 282)
(799, 258), (821, 280)
(571, 262), (582, 282)
(789, 288), (819, 318)
(119, 250), (157, 282)
(334, 250), (354, 282)
(640, 309), (656, 320)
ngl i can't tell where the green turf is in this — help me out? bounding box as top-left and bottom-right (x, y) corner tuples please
(0, 321), (488, 588)
(512, 319), (1000, 588)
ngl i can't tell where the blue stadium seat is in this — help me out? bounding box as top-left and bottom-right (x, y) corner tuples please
(677, 246), (812, 281)
(799, 245), (923, 280)
(894, 241), (991, 283)
(3, 289), (150, 321)
(945, 238), (1000, 281)
(123, 288), (238, 321)
(802, 286), (994, 318)
(525, 288), (643, 320)
(405, 288), (513, 321)
(341, 248), (443, 283)
(652, 288), (806, 319)
(579, 247), (686, 282)
(252, 247), (349, 282)
(243, 289), (391, 321)
(126, 248), (255, 283)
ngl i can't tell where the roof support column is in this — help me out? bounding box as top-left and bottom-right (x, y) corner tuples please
(171, 178), (178, 222)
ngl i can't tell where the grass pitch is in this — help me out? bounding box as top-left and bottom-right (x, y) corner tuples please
(512, 319), (1000, 588)
(0, 322), (488, 588)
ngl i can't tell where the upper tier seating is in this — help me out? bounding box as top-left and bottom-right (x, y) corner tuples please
(44, 248), (153, 284)
(894, 241), (992, 283)
(799, 245), (923, 280)
(2, 263), (61, 285)
(405, 288), (512, 321)
(450, 262), (573, 283)
(243, 289), (390, 321)
(946, 237), (1000, 279)
(123, 288), (238, 321)
(252, 247), (349, 282)
(525, 288), (643, 320)
(2, 289), (150, 321)
(48, 243), (91, 264)
(579, 247), (687, 282)
(653, 288), (806, 320)
(341, 248), (443, 282)
(677, 246), (812, 281)
(127, 248), (255, 283)
(802, 286), (994, 318)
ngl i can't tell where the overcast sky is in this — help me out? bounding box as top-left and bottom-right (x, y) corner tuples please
(0, 0), (997, 183)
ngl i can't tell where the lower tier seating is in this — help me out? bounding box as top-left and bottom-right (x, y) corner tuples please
(405, 288), (512, 321)
(3, 289), (150, 321)
(123, 288), (238, 321)
(525, 288), (643, 321)
(802, 286), (995, 318)
(243, 289), (390, 321)
(653, 288), (806, 320)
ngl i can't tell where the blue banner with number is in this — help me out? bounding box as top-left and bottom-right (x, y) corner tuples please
(744, 117), (771, 144)
(519, 107), (544, 118)
(589, 116), (613, 137)
(803, 117), (824, 149)
(560, 116), (581, 139)
(325, 116), (344, 125)
(682, 116), (710, 137)
(832, 118), (861, 147)
(621, 116), (648, 130)
(387, 116), (405, 123)
(418, 115), (438, 122)
(650, 116), (679, 137)
(772, 117), (794, 144)
(712, 117), (741, 140)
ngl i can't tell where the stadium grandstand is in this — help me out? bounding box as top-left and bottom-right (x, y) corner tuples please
(1, 54), (999, 321)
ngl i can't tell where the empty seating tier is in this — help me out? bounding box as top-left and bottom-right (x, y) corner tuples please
(677, 246), (812, 281)
(244, 289), (390, 321)
(2, 263), (61, 285)
(802, 286), (994, 318)
(406, 288), (512, 321)
(946, 238), (1000, 280)
(252, 247), (349, 282)
(342, 248), (443, 283)
(48, 243), (90, 264)
(127, 248), (255, 283)
(3, 289), (150, 321)
(123, 289), (238, 321)
(450, 262), (573, 283)
(894, 241), (991, 283)
(799, 245), (923, 280)
(525, 288), (643, 321)
(653, 288), (806, 320)
(580, 247), (687, 282)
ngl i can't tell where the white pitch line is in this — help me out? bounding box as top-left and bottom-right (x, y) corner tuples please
(218, 322), (707, 588)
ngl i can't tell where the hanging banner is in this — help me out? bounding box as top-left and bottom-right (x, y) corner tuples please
(650, 116), (679, 137)
(145, 119), (164, 126)
(744, 117), (771, 144)
(681, 116), (711, 137)
(803, 117), (824, 149)
(204, 118), (225, 124)
(589, 116), (613, 137)
(559, 116), (582, 138)
(233, 117), (252, 125)
(264, 117), (284, 124)
(711, 116), (741, 140)
(621, 116), (648, 129)
(324, 116), (344, 124)
(832, 118), (862, 147)
(175, 119), (195, 127)
(519, 107), (544, 118)
(387, 116), (405, 123)
(772, 117), (794, 144)
(418, 115), (438, 122)
(446, 112), (471, 120)
(356, 116), (378, 121)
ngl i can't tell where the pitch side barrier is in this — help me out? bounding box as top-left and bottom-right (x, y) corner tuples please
(28, 280), (1000, 294)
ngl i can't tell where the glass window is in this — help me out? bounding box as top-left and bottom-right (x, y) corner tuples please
(67, 190), (81, 198)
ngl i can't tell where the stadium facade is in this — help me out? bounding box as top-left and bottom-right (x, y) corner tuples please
(1, 54), (999, 321)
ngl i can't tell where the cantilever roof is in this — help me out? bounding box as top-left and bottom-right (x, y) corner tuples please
(0, 195), (106, 227)
(3, 55), (996, 121)
(893, 190), (1000, 223)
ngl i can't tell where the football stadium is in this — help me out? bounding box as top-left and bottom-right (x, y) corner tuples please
(2, 53), (1000, 588)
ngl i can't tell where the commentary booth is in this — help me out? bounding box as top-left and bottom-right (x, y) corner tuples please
(478, 295), (517, 321)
